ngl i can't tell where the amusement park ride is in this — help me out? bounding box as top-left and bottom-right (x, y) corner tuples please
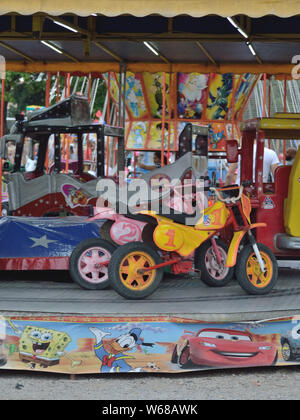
(76, 112), (300, 298)
(0, 79), (300, 300)
(0, 94), (124, 217)
(0, 94), (125, 270)
(0, 94), (209, 275)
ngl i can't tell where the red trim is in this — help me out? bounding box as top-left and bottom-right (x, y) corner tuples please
(0, 257), (69, 271)
(138, 258), (180, 273)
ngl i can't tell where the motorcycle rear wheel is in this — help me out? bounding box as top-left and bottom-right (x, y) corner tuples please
(109, 241), (164, 299)
(195, 239), (234, 287)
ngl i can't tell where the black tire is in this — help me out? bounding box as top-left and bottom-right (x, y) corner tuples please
(99, 220), (115, 244)
(0, 356), (7, 367)
(69, 238), (116, 290)
(171, 345), (178, 364)
(272, 351), (278, 366)
(281, 341), (296, 362)
(178, 345), (193, 369)
(108, 241), (164, 299)
(236, 243), (278, 295)
(194, 239), (234, 287)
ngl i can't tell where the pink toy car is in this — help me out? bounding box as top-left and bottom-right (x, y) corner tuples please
(69, 208), (148, 290)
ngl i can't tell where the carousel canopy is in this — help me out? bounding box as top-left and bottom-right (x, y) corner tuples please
(1, 0), (300, 18)
(0, 2), (299, 74)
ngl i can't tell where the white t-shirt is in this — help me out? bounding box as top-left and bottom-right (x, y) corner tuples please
(237, 145), (279, 183)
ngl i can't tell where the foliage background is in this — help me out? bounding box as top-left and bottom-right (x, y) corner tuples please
(2, 72), (107, 133)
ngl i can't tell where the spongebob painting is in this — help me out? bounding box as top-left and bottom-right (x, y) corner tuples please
(18, 326), (71, 368)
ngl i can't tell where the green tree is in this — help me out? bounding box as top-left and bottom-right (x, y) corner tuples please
(2, 71), (46, 133)
(0, 72), (108, 134)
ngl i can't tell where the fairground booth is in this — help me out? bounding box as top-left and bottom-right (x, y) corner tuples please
(0, 0), (300, 375)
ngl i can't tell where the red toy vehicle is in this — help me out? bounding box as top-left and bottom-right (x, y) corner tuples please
(229, 113), (300, 259)
(171, 328), (278, 369)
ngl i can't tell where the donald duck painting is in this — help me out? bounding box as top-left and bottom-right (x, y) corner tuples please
(90, 327), (153, 373)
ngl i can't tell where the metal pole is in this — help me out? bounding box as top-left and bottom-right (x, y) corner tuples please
(66, 73), (71, 173)
(118, 66), (122, 127)
(85, 73), (92, 160)
(45, 72), (51, 171)
(122, 64), (126, 129)
(0, 76), (5, 214)
(106, 72), (111, 176)
(161, 72), (166, 167)
(117, 64), (126, 171)
(56, 72), (60, 103)
(45, 72), (51, 107)
(283, 76), (287, 164)
(262, 73), (267, 117)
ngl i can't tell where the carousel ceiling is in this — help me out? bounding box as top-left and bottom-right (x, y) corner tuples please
(0, 12), (298, 74)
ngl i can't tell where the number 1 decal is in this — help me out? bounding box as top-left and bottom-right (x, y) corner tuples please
(164, 229), (176, 247)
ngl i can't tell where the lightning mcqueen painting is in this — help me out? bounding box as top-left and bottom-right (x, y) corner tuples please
(171, 328), (278, 369)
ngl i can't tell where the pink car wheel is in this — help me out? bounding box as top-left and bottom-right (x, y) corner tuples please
(69, 238), (116, 290)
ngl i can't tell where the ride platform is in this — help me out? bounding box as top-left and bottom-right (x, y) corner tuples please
(1, 260), (299, 321)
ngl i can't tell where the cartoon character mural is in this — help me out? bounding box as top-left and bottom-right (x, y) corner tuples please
(147, 121), (174, 150)
(208, 123), (227, 151)
(177, 73), (208, 119)
(126, 121), (148, 149)
(280, 322), (300, 362)
(206, 73), (235, 120)
(102, 72), (120, 110)
(143, 73), (170, 119)
(0, 317), (6, 367)
(126, 73), (147, 119)
(171, 327), (278, 369)
(227, 73), (256, 120)
(90, 327), (154, 373)
(5, 315), (300, 374)
(7, 319), (74, 369)
(61, 184), (90, 208)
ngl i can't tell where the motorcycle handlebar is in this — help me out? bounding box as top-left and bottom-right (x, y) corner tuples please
(210, 185), (244, 204)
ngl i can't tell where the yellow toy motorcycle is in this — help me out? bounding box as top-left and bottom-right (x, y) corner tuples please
(108, 183), (278, 299)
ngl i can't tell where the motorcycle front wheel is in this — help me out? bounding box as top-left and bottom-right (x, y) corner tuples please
(236, 243), (278, 295)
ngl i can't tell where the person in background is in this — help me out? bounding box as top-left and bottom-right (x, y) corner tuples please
(225, 144), (279, 185)
(285, 147), (297, 166)
(69, 145), (77, 160)
(136, 151), (168, 171)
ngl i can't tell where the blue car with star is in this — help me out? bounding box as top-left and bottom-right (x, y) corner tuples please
(0, 215), (105, 275)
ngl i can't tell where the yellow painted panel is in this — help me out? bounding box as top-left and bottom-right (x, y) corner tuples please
(284, 147), (300, 236)
(195, 201), (229, 231)
(274, 113), (300, 119)
(226, 231), (245, 267)
(259, 118), (300, 131)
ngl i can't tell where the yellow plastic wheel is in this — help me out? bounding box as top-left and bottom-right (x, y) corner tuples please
(236, 243), (278, 295)
(109, 241), (164, 299)
(119, 251), (157, 291)
(245, 251), (273, 289)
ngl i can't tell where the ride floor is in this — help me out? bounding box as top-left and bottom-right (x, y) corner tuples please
(0, 261), (300, 322)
